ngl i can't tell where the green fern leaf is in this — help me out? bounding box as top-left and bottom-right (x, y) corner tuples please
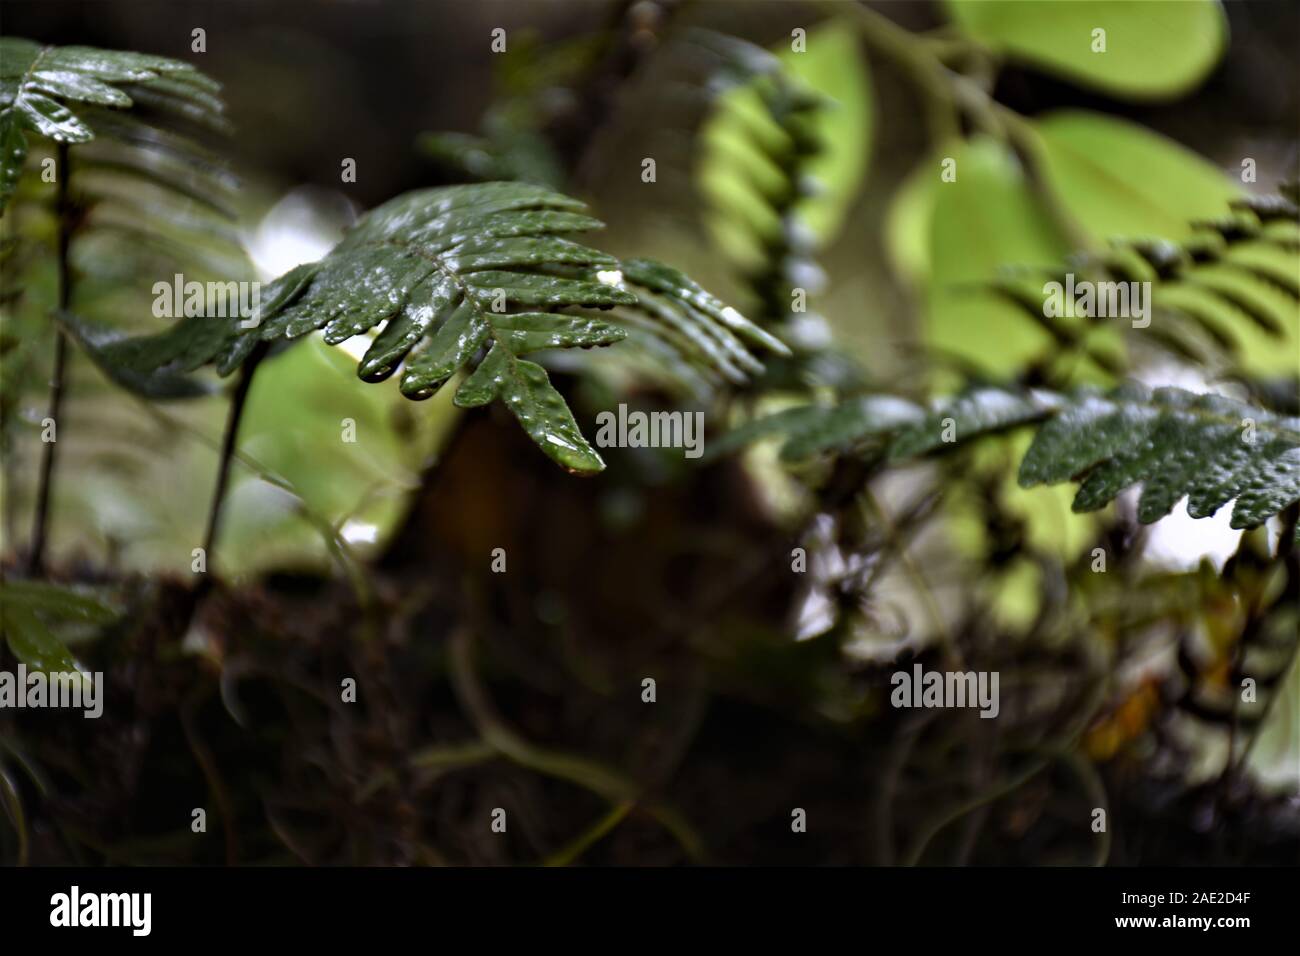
(52, 311), (215, 399)
(95, 183), (784, 472)
(888, 388), (1062, 459)
(703, 403), (841, 461)
(778, 396), (924, 461)
(0, 37), (220, 211)
(713, 382), (1299, 530)
(1019, 384), (1300, 528)
(708, 386), (1049, 462)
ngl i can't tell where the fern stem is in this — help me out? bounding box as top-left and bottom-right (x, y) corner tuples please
(543, 801), (634, 867)
(127, 391), (376, 619)
(27, 142), (72, 576)
(200, 342), (269, 576)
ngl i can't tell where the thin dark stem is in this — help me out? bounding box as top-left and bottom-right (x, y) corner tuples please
(27, 142), (72, 576)
(200, 342), (270, 576)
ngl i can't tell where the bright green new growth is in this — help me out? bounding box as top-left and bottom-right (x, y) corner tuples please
(98, 181), (787, 474)
(0, 37), (226, 211)
(711, 383), (1300, 531)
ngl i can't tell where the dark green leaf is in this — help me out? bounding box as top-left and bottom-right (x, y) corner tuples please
(1019, 384), (1300, 528)
(0, 37), (212, 150)
(0, 580), (118, 673)
(112, 182), (780, 473)
(889, 387), (1060, 459)
(52, 311), (215, 399)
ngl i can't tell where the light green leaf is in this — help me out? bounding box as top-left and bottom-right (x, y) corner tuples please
(926, 137), (1073, 377)
(946, 0), (1228, 100)
(885, 148), (940, 285)
(1033, 110), (1242, 242)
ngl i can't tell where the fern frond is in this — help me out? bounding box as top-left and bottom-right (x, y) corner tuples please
(1018, 384), (1300, 529)
(0, 37), (223, 212)
(714, 383), (1300, 530)
(74, 109), (240, 221)
(0, 39), (242, 310)
(93, 182), (784, 473)
(52, 310), (215, 399)
(0, 40), (244, 445)
(708, 386), (1055, 462)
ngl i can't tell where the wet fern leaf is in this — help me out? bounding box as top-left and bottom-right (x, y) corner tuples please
(1019, 383), (1300, 529)
(708, 386), (1051, 462)
(0, 37), (224, 211)
(52, 310), (215, 399)
(713, 382), (1300, 530)
(104, 183), (783, 474)
(888, 388), (1063, 459)
(608, 258), (789, 387)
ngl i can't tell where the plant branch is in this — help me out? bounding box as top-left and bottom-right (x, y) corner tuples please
(831, 0), (960, 144)
(27, 142), (72, 575)
(836, 0), (1096, 254)
(199, 341), (270, 580)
